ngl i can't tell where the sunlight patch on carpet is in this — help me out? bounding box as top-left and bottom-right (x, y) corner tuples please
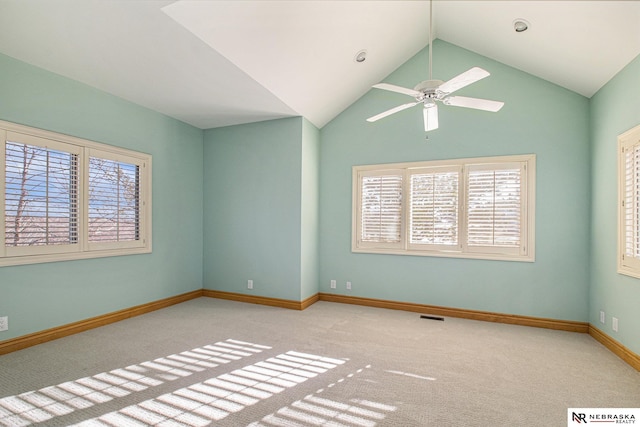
(0, 339), (269, 426)
(69, 351), (345, 427)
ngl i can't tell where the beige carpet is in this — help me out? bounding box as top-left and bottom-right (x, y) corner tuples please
(0, 298), (638, 426)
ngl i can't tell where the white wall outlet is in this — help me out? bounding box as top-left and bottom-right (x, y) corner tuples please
(612, 317), (619, 332)
(600, 310), (605, 324)
(346, 281), (352, 290)
(330, 280), (336, 289)
(0, 316), (8, 332)
(247, 280), (253, 290)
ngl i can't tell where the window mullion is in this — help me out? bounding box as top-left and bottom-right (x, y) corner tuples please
(45, 150), (50, 245)
(460, 165), (468, 253)
(80, 148), (89, 252)
(402, 169), (409, 250)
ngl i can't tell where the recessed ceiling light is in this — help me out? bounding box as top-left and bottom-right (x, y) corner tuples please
(513, 19), (530, 33)
(354, 50), (367, 63)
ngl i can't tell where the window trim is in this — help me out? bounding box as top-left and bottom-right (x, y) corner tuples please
(1, 119), (152, 267)
(86, 148), (147, 252)
(617, 124), (640, 278)
(352, 154), (535, 262)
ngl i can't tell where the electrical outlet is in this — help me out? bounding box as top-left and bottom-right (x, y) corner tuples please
(600, 311), (605, 324)
(0, 316), (8, 332)
(330, 280), (336, 289)
(247, 280), (253, 290)
(346, 281), (352, 290)
(612, 317), (619, 332)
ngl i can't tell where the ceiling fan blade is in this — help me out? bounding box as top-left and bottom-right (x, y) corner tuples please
(443, 96), (504, 112)
(367, 102), (420, 123)
(438, 67), (490, 95)
(372, 83), (421, 98)
(423, 103), (439, 131)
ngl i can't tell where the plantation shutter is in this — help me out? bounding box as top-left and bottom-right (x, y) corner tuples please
(409, 168), (460, 248)
(617, 125), (640, 277)
(623, 142), (640, 260)
(466, 163), (524, 253)
(358, 170), (403, 247)
(4, 133), (79, 252)
(88, 152), (140, 244)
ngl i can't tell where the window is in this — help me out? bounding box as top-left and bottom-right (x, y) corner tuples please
(1, 120), (151, 266)
(359, 170), (403, 249)
(352, 154), (535, 262)
(618, 124), (640, 278)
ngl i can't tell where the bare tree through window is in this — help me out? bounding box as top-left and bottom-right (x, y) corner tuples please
(4, 142), (78, 247)
(88, 157), (140, 243)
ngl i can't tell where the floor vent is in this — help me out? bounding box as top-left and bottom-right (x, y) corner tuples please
(420, 315), (444, 321)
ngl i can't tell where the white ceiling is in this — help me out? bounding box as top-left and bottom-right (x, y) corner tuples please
(0, 1), (638, 130)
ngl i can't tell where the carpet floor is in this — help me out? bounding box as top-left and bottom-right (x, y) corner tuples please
(0, 297), (638, 426)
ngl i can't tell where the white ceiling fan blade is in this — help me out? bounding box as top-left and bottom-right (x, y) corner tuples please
(438, 67), (490, 95)
(367, 102), (420, 123)
(443, 96), (504, 112)
(372, 83), (421, 98)
(423, 103), (438, 131)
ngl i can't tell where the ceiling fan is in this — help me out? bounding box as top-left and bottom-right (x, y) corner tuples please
(366, 0), (504, 132)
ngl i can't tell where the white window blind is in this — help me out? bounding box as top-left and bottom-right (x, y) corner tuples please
(467, 164), (522, 250)
(359, 171), (403, 246)
(409, 168), (459, 247)
(618, 124), (640, 278)
(353, 155), (535, 261)
(89, 156), (140, 243)
(623, 143), (640, 259)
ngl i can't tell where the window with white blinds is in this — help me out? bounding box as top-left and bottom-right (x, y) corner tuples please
(88, 152), (141, 248)
(359, 171), (403, 247)
(4, 136), (80, 256)
(466, 163), (523, 255)
(353, 155), (535, 261)
(1, 120), (151, 266)
(409, 168), (459, 249)
(618, 124), (640, 278)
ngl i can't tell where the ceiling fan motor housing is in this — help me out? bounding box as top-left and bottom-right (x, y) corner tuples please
(414, 79), (445, 101)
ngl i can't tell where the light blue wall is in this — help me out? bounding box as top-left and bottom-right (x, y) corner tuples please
(301, 119), (320, 300)
(319, 40), (591, 321)
(2, 34), (636, 357)
(203, 117), (306, 301)
(0, 53), (204, 341)
(590, 54), (640, 354)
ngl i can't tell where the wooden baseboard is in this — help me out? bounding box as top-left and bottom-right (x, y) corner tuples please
(0, 290), (203, 356)
(589, 325), (640, 371)
(4, 288), (637, 372)
(301, 293), (320, 310)
(317, 293), (590, 333)
(202, 289), (316, 311)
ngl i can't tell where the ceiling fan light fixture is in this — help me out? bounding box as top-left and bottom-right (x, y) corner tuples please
(423, 103), (439, 131)
(365, 0), (503, 133)
(513, 19), (530, 33)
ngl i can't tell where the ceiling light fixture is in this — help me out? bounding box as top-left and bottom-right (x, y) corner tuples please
(354, 50), (367, 63)
(513, 19), (530, 33)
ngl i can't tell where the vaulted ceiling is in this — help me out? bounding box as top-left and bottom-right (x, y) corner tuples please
(0, 1), (638, 130)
